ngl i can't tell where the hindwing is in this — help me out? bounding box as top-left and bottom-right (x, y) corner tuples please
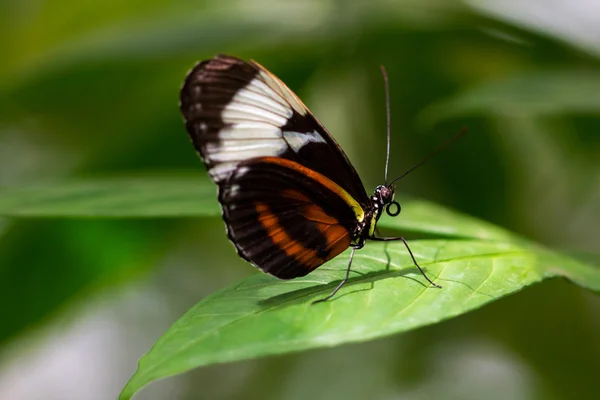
(220, 157), (363, 279)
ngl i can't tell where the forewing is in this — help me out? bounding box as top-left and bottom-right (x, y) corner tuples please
(179, 54), (369, 204)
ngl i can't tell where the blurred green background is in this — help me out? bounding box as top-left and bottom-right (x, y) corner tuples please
(1, 0), (599, 399)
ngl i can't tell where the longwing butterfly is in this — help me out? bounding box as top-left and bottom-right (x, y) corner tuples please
(179, 54), (444, 303)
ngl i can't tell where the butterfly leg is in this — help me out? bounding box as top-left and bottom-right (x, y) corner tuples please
(311, 246), (359, 305)
(371, 236), (442, 288)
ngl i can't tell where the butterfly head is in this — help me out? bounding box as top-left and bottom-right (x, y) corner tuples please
(373, 185), (401, 218)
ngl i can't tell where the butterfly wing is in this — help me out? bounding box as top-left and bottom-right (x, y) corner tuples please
(179, 54), (369, 204)
(179, 55), (369, 278)
(219, 157), (365, 278)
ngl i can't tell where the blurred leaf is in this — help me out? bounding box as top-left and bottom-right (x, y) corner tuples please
(465, 0), (600, 58)
(422, 70), (600, 125)
(0, 175), (512, 240)
(539, 249), (600, 293)
(0, 174), (217, 218)
(0, 219), (176, 344)
(120, 232), (599, 400)
(0, 0), (375, 89)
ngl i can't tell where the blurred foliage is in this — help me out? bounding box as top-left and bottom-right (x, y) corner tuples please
(1, 0), (599, 399)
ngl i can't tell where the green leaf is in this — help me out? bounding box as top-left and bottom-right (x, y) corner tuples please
(421, 69), (600, 125)
(119, 235), (600, 399)
(0, 175), (512, 240)
(0, 219), (175, 345)
(378, 199), (513, 241)
(3, 175), (597, 399)
(0, 174), (219, 218)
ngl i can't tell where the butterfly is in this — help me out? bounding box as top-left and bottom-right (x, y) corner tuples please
(179, 54), (444, 303)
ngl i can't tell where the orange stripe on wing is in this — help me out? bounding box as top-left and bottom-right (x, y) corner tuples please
(256, 157), (365, 223)
(255, 202), (321, 270)
(255, 200), (351, 272)
(282, 189), (311, 203)
(302, 202), (339, 225)
(303, 203), (351, 264)
(321, 224), (351, 261)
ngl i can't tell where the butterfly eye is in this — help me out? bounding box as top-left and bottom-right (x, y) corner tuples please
(377, 186), (394, 203)
(386, 201), (401, 217)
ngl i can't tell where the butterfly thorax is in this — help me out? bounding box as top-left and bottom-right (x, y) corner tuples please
(353, 185), (396, 248)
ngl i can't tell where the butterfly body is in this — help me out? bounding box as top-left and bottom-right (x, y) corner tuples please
(179, 54), (437, 300)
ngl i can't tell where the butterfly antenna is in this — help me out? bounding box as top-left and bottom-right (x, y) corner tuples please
(381, 65), (392, 186)
(388, 126), (468, 187)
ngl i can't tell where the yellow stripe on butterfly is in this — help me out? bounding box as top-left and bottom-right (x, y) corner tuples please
(256, 156), (365, 223)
